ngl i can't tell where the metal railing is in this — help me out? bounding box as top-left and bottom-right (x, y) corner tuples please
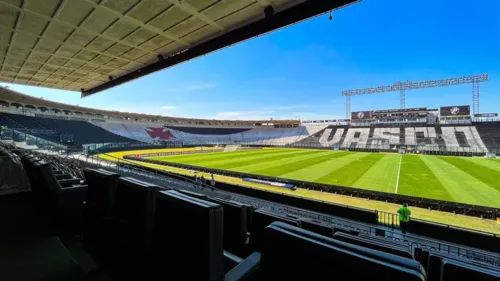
(376, 210), (400, 227)
(25, 149), (500, 267)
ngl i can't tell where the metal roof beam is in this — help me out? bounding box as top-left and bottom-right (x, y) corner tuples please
(168, 0), (224, 31)
(0, 0), (26, 73)
(83, 0), (191, 46)
(0, 0), (155, 55)
(83, 0), (360, 96)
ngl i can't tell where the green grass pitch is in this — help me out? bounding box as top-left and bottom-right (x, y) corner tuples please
(148, 148), (500, 208)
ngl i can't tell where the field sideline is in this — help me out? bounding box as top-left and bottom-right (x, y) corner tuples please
(148, 148), (500, 208)
(99, 148), (500, 234)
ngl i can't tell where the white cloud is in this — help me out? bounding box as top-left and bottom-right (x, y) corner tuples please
(160, 106), (177, 110)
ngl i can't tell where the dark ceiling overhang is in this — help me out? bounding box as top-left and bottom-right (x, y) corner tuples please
(82, 0), (360, 97)
(0, 0), (360, 97)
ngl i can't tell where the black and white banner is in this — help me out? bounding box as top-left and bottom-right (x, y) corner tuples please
(440, 105), (470, 116)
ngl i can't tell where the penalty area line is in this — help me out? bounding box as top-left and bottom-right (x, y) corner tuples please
(395, 154), (403, 194)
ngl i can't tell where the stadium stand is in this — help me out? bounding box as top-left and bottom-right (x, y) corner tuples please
(294, 124), (490, 152)
(0, 112), (137, 145)
(2, 92), (498, 155)
(90, 121), (316, 145)
(1, 142), (500, 281)
(474, 123), (500, 148)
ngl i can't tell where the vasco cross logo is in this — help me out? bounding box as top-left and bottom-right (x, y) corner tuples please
(357, 112), (365, 119)
(450, 107), (460, 115)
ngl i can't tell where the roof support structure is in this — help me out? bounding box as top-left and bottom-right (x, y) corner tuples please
(82, 0), (361, 96)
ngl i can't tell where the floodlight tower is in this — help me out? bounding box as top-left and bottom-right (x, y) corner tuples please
(341, 74), (489, 119)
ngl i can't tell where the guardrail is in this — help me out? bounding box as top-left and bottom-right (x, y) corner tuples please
(124, 155), (500, 220)
(85, 155), (500, 266)
(376, 210), (400, 228)
(29, 150), (500, 267)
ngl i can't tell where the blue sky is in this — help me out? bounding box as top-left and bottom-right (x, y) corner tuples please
(1, 0), (499, 120)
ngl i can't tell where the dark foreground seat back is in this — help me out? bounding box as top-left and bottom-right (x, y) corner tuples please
(36, 163), (87, 236)
(82, 169), (120, 243)
(441, 259), (500, 281)
(107, 178), (158, 265)
(208, 197), (249, 249)
(333, 232), (413, 258)
(152, 190), (224, 281)
(428, 252), (500, 281)
(250, 208), (297, 251)
(262, 222), (425, 281)
(297, 218), (333, 237)
(358, 233), (411, 250)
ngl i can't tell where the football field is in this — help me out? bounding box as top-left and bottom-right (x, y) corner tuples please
(148, 148), (500, 208)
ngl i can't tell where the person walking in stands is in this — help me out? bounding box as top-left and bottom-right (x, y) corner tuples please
(397, 203), (412, 234)
(210, 173), (216, 190)
(200, 176), (206, 189)
(193, 175), (198, 188)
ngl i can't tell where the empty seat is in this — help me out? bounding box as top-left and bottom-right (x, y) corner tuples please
(82, 169), (120, 246)
(250, 208), (298, 251)
(208, 197), (250, 254)
(441, 259), (500, 281)
(358, 233), (410, 250)
(151, 190), (224, 281)
(104, 177), (158, 276)
(260, 222), (425, 281)
(428, 252), (500, 281)
(333, 224), (360, 236)
(297, 217), (333, 237)
(333, 232), (413, 258)
(177, 189), (209, 200)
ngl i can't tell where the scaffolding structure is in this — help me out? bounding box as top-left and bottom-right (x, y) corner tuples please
(341, 74), (489, 119)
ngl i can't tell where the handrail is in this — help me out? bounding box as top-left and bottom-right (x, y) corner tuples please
(126, 155), (500, 220)
(19, 148), (500, 266)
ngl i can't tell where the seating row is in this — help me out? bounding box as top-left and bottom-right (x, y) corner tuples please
(20, 153), (88, 237)
(15, 154), (500, 281)
(82, 169), (428, 281)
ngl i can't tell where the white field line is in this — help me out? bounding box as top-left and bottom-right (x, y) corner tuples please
(395, 154), (403, 194)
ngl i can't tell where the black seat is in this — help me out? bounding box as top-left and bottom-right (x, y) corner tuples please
(441, 259), (500, 281)
(151, 190), (224, 281)
(105, 177), (158, 277)
(358, 233), (410, 250)
(413, 247), (422, 262)
(333, 232), (413, 258)
(297, 217), (333, 237)
(58, 178), (82, 187)
(333, 224), (360, 235)
(250, 208), (297, 251)
(33, 163), (87, 236)
(260, 222), (425, 281)
(55, 173), (73, 180)
(428, 252), (500, 281)
(420, 250), (430, 271)
(207, 197), (250, 255)
(177, 189), (209, 199)
(82, 169), (120, 248)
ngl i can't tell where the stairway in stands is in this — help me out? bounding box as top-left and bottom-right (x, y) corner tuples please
(474, 123), (500, 148)
(0, 113), (26, 130)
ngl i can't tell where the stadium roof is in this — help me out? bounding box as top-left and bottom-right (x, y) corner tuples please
(0, 85), (300, 124)
(0, 0), (360, 97)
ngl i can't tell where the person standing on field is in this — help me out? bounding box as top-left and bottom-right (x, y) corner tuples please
(397, 203), (411, 234)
